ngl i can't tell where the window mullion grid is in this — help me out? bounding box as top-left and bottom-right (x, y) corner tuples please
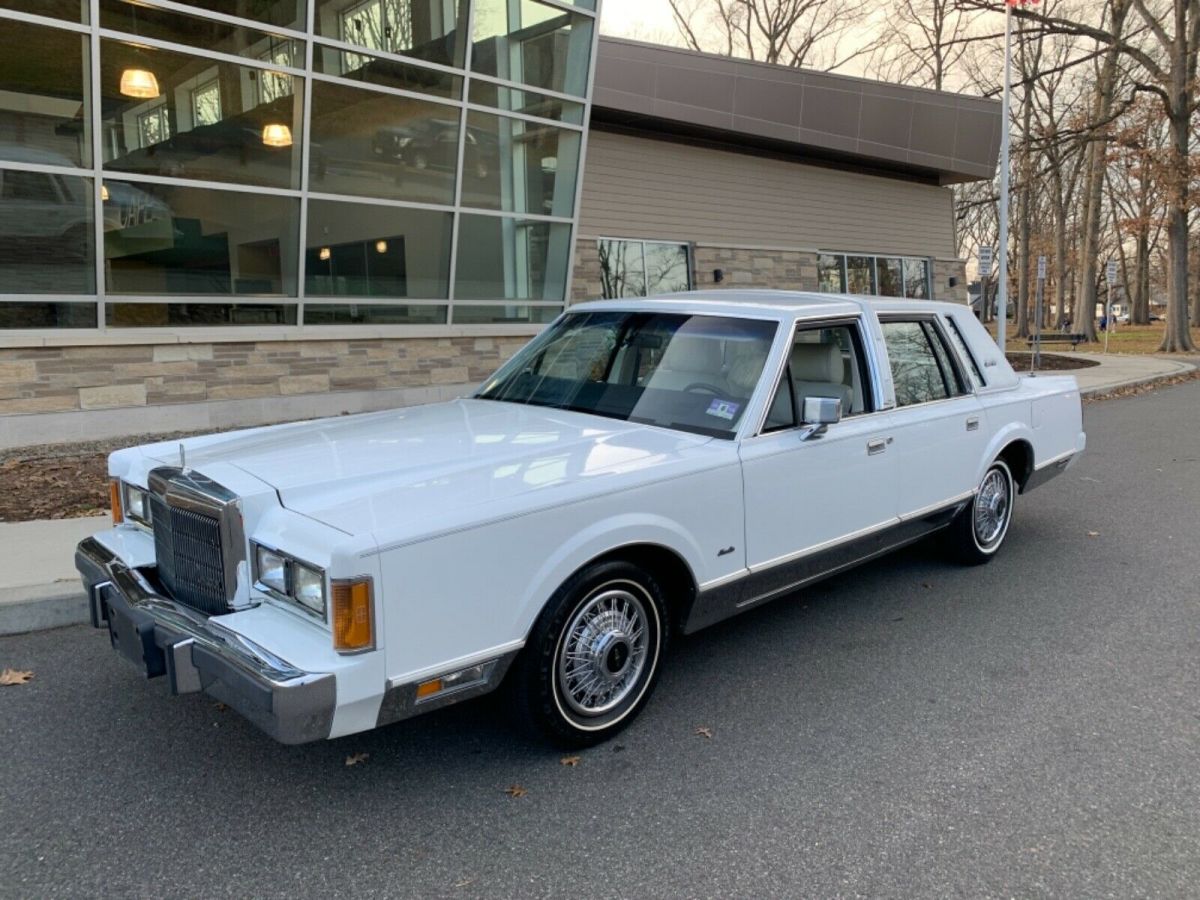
(295, 0), (317, 329)
(0, 8), (90, 33)
(89, 0), (104, 331)
(447, 0), (480, 325)
(115, 0), (311, 42)
(96, 28), (309, 77)
(561, 2), (602, 307)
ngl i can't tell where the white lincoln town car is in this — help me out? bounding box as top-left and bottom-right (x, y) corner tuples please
(77, 292), (1085, 746)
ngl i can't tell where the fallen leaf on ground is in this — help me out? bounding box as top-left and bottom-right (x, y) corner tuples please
(560, 755), (581, 767)
(1087, 531), (1100, 537)
(0, 669), (33, 686)
(345, 752), (370, 767)
(453, 878), (476, 888)
(504, 784), (527, 798)
(695, 726), (713, 739)
(213, 702), (228, 712)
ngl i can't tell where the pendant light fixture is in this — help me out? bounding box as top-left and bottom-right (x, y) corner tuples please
(118, 7), (159, 99)
(119, 66), (160, 99)
(261, 123), (293, 147)
(375, 240), (388, 254)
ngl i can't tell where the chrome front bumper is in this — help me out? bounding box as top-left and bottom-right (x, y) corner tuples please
(75, 537), (335, 744)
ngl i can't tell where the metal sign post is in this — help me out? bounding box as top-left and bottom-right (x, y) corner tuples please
(979, 246), (993, 326)
(1032, 255), (1046, 373)
(1104, 260), (1118, 354)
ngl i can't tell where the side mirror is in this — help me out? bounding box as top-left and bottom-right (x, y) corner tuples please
(799, 397), (841, 441)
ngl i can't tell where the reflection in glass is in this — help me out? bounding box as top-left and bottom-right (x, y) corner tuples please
(314, 42), (461, 98)
(0, 170), (94, 293)
(100, 39), (303, 189)
(0, 21), (90, 167)
(904, 258), (929, 299)
(472, 0), (593, 97)
(0, 302), (97, 329)
(880, 320), (949, 406)
(106, 303), (297, 327)
(468, 81), (584, 125)
(644, 242), (690, 295)
(158, 0), (303, 30)
(455, 215), (570, 301)
(99, 1), (303, 68)
(309, 81), (458, 205)
(598, 240), (645, 298)
(304, 303), (448, 324)
(845, 255), (875, 294)
(817, 253), (844, 292)
(103, 180), (299, 295)
(459, 112), (579, 217)
(453, 304), (558, 324)
(305, 199), (451, 297)
(0, 1), (85, 21)
(877, 257), (903, 297)
(315, 0), (467, 69)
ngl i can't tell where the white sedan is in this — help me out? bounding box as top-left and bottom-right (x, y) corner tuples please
(77, 292), (1085, 746)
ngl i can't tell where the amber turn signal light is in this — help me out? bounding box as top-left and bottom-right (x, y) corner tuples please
(109, 479), (124, 525)
(331, 577), (374, 653)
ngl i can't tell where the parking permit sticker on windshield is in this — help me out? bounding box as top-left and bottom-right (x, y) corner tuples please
(706, 399), (739, 421)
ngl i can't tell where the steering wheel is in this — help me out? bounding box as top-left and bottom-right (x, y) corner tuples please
(683, 382), (731, 397)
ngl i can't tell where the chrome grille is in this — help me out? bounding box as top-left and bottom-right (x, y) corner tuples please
(147, 467), (244, 616)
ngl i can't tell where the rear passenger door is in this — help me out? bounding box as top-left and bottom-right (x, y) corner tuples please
(878, 317), (986, 518)
(739, 318), (896, 582)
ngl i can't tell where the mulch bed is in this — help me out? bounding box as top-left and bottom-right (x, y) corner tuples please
(1004, 352), (1101, 371)
(0, 431), (205, 524)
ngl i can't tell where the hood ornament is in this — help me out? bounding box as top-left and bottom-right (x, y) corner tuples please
(179, 443), (187, 473)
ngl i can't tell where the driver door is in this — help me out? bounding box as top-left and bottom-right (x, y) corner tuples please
(738, 318), (897, 603)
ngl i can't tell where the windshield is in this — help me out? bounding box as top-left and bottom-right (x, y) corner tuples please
(475, 311), (777, 438)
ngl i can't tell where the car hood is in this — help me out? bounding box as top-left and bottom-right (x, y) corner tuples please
(150, 399), (716, 538)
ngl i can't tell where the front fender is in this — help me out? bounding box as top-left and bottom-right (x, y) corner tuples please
(517, 513), (706, 638)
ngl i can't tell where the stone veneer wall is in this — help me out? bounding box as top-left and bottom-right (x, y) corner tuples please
(0, 337), (528, 417)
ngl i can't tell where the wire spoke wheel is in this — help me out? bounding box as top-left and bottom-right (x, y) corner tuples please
(974, 466), (1012, 549)
(556, 587), (650, 718)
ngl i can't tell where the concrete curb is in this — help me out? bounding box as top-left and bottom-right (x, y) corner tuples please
(1, 356), (1196, 638)
(0, 583), (88, 636)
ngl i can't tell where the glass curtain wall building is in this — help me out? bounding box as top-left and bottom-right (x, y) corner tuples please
(0, 0), (598, 330)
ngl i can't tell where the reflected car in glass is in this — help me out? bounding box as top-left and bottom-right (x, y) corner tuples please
(77, 292), (1085, 748)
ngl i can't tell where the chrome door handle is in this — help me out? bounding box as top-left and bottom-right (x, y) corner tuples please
(867, 438), (887, 456)
(966, 417), (980, 432)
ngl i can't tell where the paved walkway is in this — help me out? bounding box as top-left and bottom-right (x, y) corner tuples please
(0, 352), (1193, 635)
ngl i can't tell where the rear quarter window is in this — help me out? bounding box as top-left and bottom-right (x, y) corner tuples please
(943, 315), (986, 388)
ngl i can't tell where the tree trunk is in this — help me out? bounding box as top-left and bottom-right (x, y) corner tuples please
(1160, 103), (1195, 351)
(1076, 1), (1130, 343)
(1133, 229), (1151, 324)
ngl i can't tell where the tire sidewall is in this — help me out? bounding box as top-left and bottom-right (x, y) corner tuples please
(522, 561), (667, 745)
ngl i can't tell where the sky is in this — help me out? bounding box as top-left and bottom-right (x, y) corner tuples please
(599, 0), (684, 45)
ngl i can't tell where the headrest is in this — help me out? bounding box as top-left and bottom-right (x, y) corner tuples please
(790, 342), (842, 383)
(660, 333), (723, 373)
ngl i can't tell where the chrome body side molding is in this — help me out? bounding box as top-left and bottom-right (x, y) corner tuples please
(682, 496), (970, 634)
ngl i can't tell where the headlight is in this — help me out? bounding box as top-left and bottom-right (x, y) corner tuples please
(123, 482), (151, 525)
(252, 542), (326, 620)
(254, 544), (288, 595)
(292, 562), (326, 617)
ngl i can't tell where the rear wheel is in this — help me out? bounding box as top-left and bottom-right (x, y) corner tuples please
(948, 458), (1015, 565)
(511, 560), (666, 747)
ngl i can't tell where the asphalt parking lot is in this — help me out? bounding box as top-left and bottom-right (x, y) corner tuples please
(2, 381), (1198, 899)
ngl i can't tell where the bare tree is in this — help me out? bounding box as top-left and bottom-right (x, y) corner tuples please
(874, 0), (975, 89)
(666, 0), (873, 69)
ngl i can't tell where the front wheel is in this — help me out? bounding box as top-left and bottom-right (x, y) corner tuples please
(948, 458), (1015, 565)
(511, 561), (667, 747)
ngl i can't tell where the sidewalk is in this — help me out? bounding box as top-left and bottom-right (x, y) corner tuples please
(0, 515), (108, 635)
(0, 351), (1194, 636)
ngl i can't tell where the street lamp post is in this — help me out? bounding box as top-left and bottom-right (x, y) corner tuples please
(997, 0), (1038, 354)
